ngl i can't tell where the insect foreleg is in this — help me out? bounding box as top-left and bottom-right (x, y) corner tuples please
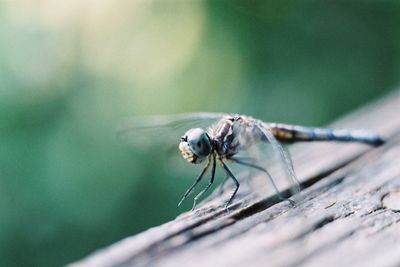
(178, 158), (211, 207)
(191, 154), (216, 210)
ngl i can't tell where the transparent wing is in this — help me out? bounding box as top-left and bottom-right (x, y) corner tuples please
(117, 112), (227, 133)
(256, 121), (302, 202)
(116, 112), (227, 152)
(224, 120), (301, 204)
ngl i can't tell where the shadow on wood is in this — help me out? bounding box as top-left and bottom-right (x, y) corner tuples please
(71, 90), (400, 267)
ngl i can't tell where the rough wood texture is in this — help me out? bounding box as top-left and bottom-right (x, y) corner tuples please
(71, 90), (400, 267)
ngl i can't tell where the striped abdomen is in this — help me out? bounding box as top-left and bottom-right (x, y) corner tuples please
(269, 123), (384, 146)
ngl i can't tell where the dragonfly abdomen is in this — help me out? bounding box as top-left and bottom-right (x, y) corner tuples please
(269, 123), (384, 146)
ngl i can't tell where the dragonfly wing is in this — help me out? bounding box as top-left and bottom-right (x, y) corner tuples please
(116, 112), (227, 159)
(117, 112), (227, 133)
(255, 121), (302, 202)
(222, 119), (301, 202)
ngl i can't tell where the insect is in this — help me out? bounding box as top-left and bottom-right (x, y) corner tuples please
(118, 112), (384, 211)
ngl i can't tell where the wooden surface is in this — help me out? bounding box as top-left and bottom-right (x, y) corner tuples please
(71, 90), (400, 267)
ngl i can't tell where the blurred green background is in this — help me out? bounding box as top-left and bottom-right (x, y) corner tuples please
(1, 0), (400, 266)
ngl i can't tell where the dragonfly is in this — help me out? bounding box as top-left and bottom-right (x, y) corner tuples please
(118, 112), (384, 211)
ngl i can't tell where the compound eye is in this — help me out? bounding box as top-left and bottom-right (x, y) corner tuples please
(182, 128), (212, 158)
(196, 141), (202, 148)
(191, 132), (211, 157)
(191, 138), (208, 157)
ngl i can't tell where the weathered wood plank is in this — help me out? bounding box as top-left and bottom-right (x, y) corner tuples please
(71, 90), (400, 267)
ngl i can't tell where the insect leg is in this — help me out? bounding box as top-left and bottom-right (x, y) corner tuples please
(178, 158), (211, 207)
(220, 159), (240, 210)
(230, 158), (294, 205)
(191, 154), (216, 210)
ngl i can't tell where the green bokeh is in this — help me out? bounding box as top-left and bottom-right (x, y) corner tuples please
(0, 1), (399, 266)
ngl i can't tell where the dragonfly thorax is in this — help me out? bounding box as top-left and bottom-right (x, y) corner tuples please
(179, 128), (213, 164)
